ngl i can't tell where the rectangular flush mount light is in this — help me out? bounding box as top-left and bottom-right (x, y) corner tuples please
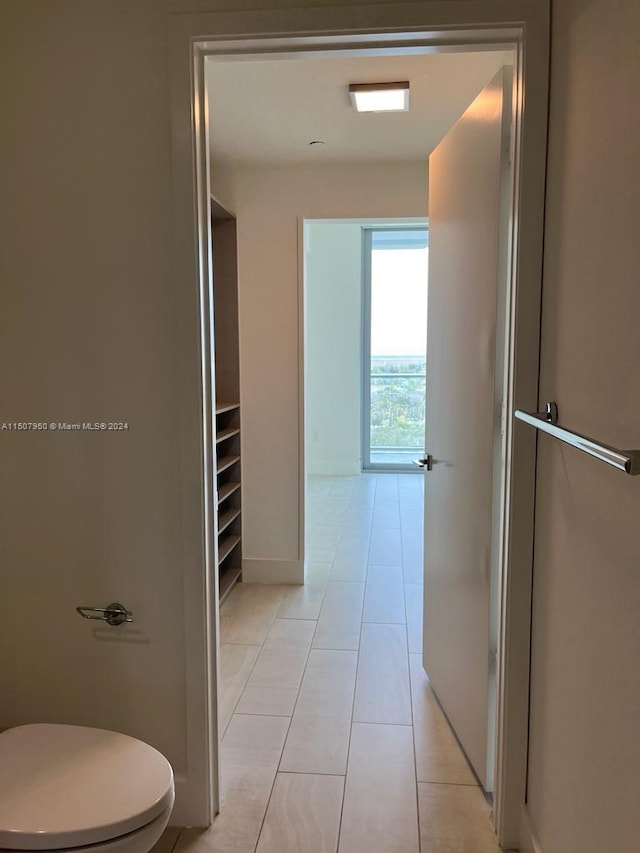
(349, 81), (410, 113)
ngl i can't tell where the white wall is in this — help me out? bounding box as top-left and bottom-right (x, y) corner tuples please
(1, 0), (638, 844)
(0, 0), (192, 817)
(211, 162), (428, 581)
(525, 2), (640, 852)
(305, 222), (363, 477)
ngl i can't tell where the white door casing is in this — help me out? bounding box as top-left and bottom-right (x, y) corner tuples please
(169, 2), (548, 843)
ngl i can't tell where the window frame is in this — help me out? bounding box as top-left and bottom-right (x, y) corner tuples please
(361, 224), (429, 473)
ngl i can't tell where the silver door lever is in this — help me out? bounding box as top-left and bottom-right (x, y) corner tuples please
(413, 455), (434, 471)
(76, 602), (133, 626)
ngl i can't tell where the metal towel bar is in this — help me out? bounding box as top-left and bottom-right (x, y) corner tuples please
(514, 402), (640, 476)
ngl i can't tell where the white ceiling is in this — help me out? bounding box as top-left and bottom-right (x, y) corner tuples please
(206, 50), (513, 166)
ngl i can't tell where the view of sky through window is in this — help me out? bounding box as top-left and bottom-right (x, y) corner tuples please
(368, 230), (428, 465)
(371, 244), (428, 357)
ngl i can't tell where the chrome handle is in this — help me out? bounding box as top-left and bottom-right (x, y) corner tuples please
(413, 454), (434, 471)
(515, 401), (640, 476)
(76, 602), (133, 626)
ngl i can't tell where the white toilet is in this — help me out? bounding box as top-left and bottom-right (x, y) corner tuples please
(0, 724), (175, 853)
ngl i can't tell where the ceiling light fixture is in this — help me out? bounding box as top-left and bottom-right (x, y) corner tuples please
(349, 81), (410, 113)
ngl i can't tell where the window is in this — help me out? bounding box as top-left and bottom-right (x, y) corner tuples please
(362, 227), (429, 471)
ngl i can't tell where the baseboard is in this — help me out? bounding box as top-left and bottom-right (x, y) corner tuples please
(306, 459), (361, 476)
(520, 806), (543, 853)
(241, 558), (304, 584)
(170, 774), (202, 827)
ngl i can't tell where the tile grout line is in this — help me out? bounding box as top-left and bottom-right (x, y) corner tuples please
(268, 472), (371, 853)
(277, 769), (348, 778)
(230, 711), (294, 719)
(252, 611), (319, 853)
(407, 476), (424, 853)
(220, 474), (421, 853)
(335, 596), (365, 852)
(333, 474), (379, 853)
(220, 589), (287, 740)
(399, 493), (409, 586)
(401, 480), (424, 853)
(254, 544), (335, 851)
(168, 829), (182, 853)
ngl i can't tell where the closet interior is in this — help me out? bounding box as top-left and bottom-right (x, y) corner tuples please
(211, 196), (242, 603)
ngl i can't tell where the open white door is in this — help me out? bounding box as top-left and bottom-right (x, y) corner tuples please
(422, 68), (512, 791)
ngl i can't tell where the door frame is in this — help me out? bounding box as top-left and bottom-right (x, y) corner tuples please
(168, 1), (549, 846)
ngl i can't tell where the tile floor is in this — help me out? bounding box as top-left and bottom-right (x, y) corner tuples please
(156, 474), (502, 853)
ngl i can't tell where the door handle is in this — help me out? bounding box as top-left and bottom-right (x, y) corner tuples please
(76, 602), (133, 626)
(413, 454), (434, 471)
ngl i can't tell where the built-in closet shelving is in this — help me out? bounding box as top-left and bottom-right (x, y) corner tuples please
(211, 197), (242, 604)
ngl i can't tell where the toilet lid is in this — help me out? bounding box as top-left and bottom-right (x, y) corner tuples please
(0, 724), (174, 851)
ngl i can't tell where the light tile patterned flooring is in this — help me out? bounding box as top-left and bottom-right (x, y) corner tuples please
(156, 474), (502, 853)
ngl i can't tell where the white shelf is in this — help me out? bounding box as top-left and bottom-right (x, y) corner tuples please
(216, 427), (240, 444)
(218, 482), (241, 505)
(212, 202), (242, 603)
(218, 534), (241, 565)
(218, 507), (241, 536)
(217, 455), (240, 475)
(219, 564), (242, 603)
(216, 402), (240, 415)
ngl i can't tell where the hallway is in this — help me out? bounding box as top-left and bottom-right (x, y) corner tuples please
(164, 474), (502, 853)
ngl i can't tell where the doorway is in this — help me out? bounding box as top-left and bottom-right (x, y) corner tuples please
(362, 226), (429, 471)
(206, 46), (514, 849)
(303, 219), (428, 478)
(169, 3), (549, 847)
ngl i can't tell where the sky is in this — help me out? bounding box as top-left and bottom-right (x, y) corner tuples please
(370, 247), (429, 357)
